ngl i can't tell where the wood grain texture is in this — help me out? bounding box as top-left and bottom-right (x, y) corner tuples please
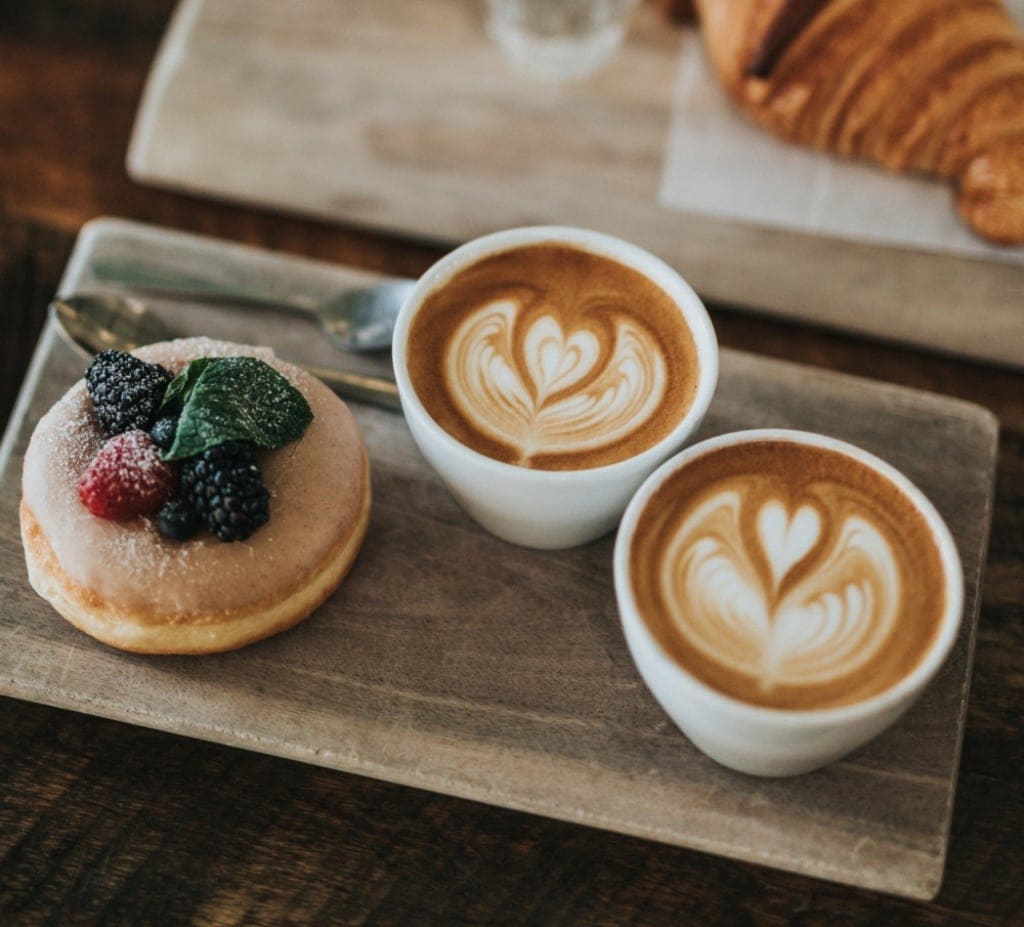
(2, 3), (1024, 924)
(0, 218), (998, 900)
(125, 0), (1024, 368)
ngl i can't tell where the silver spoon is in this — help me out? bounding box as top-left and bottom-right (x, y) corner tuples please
(89, 259), (414, 353)
(50, 294), (401, 411)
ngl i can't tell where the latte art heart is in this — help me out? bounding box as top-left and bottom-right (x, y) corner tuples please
(662, 492), (900, 692)
(447, 301), (667, 464)
(628, 440), (948, 709)
(757, 501), (820, 592)
(406, 243), (701, 469)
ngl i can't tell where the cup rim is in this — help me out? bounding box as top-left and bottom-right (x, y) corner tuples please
(391, 225), (719, 482)
(613, 427), (965, 727)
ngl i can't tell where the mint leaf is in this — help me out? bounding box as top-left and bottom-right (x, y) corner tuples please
(159, 357), (214, 415)
(161, 357), (313, 460)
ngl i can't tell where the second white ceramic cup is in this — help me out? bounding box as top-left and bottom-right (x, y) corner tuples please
(392, 226), (718, 549)
(613, 429), (965, 776)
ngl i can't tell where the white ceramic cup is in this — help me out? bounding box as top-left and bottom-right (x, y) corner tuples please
(392, 226), (718, 549)
(613, 428), (965, 777)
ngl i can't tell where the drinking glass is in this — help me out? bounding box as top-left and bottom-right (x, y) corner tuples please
(484, 0), (641, 81)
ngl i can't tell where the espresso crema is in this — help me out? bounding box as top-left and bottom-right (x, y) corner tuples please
(406, 243), (701, 470)
(630, 441), (947, 710)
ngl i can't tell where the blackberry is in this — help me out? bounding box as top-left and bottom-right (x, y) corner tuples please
(181, 441), (270, 542)
(85, 350), (172, 436)
(157, 497), (202, 542)
(149, 415), (179, 451)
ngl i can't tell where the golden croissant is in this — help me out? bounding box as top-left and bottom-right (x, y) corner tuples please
(694, 0), (1024, 244)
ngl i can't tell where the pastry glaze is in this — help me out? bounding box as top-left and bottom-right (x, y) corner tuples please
(20, 338), (371, 653)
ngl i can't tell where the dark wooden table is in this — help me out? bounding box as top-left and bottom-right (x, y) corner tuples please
(2, 3), (1022, 925)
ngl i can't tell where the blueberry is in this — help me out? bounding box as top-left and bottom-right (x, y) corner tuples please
(149, 416), (179, 451)
(157, 497), (202, 542)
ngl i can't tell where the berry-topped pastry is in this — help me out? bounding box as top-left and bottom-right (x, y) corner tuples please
(20, 338), (371, 654)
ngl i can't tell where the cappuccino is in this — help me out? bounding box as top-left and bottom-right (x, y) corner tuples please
(406, 243), (701, 470)
(629, 439), (947, 710)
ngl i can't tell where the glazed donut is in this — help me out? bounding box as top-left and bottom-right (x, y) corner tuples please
(20, 337), (371, 654)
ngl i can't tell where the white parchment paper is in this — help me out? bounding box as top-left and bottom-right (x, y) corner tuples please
(660, 2), (1024, 265)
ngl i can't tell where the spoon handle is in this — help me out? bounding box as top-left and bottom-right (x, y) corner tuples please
(90, 260), (320, 314)
(302, 364), (401, 411)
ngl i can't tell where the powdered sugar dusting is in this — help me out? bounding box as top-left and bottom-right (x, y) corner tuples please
(22, 338), (366, 619)
(135, 336), (276, 373)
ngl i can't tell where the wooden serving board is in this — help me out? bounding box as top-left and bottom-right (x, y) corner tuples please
(126, 0), (1024, 369)
(0, 218), (998, 899)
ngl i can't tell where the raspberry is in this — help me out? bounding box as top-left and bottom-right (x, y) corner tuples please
(181, 441), (270, 542)
(78, 430), (178, 520)
(85, 350), (172, 436)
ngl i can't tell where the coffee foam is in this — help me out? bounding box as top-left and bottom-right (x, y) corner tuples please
(630, 441), (946, 710)
(406, 243), (700, 470)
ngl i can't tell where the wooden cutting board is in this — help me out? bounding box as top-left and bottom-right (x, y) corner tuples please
(0, 218), (998, 899)
(126, 0), (1024, 368)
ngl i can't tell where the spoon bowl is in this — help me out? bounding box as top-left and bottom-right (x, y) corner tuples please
(52, 294), (173, 357)
(49, 294), (401, 411)
(314, 279), (415, 351)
